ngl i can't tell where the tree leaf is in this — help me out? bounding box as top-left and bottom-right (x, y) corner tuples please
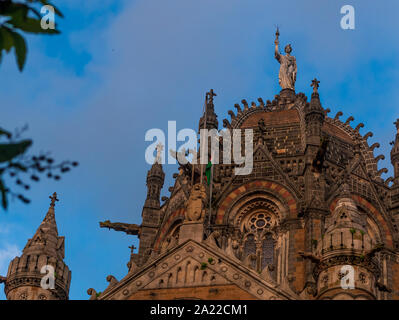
(7, 17), (59, 34)
(9, 162), (28, 172)
(0, 179), (8, 210)
(0, 128), (12, 138)
(0, 3), (29, 18)
(9, 30), (27, 71)
(0, 27), (14, 53)
(0, 140), (32, 163)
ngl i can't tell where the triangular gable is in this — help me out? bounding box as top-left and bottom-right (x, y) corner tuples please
(99, 240), (298, 300)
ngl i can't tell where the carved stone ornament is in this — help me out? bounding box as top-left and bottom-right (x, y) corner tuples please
(185, 183), (206, 222)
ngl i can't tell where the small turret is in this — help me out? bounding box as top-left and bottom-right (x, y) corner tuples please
(3, 193), (71, 300)
(314, 184), (378, 299)
(144, 148), (165, 209)
(198, 89), (218, 132)
(137, 144), (165, 266)
(305, 78), (325, 147)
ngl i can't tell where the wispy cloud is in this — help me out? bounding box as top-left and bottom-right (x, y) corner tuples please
(0, 244), (21, 276)
(1, 0), (399, 299)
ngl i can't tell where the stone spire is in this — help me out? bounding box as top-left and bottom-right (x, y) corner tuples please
(136, 146), (166, 266)
(3, 193), (71, 300)
(198, 89), (218, 132)
(305, 78), (325, 147)
(144, 143), (165, 209)
(391, 119), (399, 184)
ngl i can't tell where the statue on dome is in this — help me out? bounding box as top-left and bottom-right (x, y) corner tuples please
(274, 28), (297, 91)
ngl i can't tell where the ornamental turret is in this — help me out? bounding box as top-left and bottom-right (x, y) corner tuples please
(137, 144), (165, 266)
(198, 89), (218, 132)
(144, 144), (165, 210)
(314, 184), (379, 300)
(305, 78), (325, 147)
(3, 193), (71, 300)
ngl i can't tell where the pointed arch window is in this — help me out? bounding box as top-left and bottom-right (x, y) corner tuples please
(244, 234), (256, 255)
(261, 233), (274, 270)
(239, 208), (278, 274)
(244, 234), (256, 269)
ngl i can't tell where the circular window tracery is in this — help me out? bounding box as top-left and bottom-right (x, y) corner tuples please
(246, 211), (276, 232)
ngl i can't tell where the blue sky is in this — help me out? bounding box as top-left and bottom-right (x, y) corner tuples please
(0, 0), (398, 299)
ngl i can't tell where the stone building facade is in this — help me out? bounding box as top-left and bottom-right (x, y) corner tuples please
(3, 37), (399, 300)
(92, 73), (399, 300)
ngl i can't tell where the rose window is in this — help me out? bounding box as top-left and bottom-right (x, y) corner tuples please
(247, 212), (275, 232)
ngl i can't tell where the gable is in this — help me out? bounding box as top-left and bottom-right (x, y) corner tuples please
(99, 240), (298, 300)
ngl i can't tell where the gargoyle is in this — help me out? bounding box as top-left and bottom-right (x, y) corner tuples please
(170, 148), (200, 182)
(298, 251), (320, 264)
(99, 220), (140, 236)
(87, 288), (98, 300)
(105, 275), (119, 290)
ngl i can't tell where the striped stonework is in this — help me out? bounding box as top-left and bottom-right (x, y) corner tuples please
(154, 208), (186, 251)
(216, 180), (298, 225)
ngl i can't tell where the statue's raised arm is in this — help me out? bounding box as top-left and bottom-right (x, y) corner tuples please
(274, 28), (281, 62)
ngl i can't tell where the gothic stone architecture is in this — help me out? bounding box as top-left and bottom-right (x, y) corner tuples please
(0, 193), (71, 300)
(90, 78), (399, 300)
(3, 40), (399, 301)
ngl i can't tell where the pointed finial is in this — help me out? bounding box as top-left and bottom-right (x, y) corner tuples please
(49, 192), (59, 208)
(206, 89), (217, 106)
(311, 78), (320, 93)
(128, 244), (137, 254)
(275, 24), (280, 40)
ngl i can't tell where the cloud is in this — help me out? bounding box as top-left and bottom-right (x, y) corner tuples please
(0, 244), (21, 276)
(1, 0), (399, 299)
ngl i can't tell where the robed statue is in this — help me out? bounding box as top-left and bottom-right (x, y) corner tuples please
(274, 28), (297, 91)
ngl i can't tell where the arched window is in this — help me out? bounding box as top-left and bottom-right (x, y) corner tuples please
(241, 211), (277, 273)
(160, 219), (182, 253)
(244, 234), (256, 269)
(261, 233), (274, 270)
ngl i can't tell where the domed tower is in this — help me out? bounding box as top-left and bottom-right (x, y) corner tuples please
(3, 193), (71, 300)
(314, 184), (379, 300)
(144, 155), (165, 210)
